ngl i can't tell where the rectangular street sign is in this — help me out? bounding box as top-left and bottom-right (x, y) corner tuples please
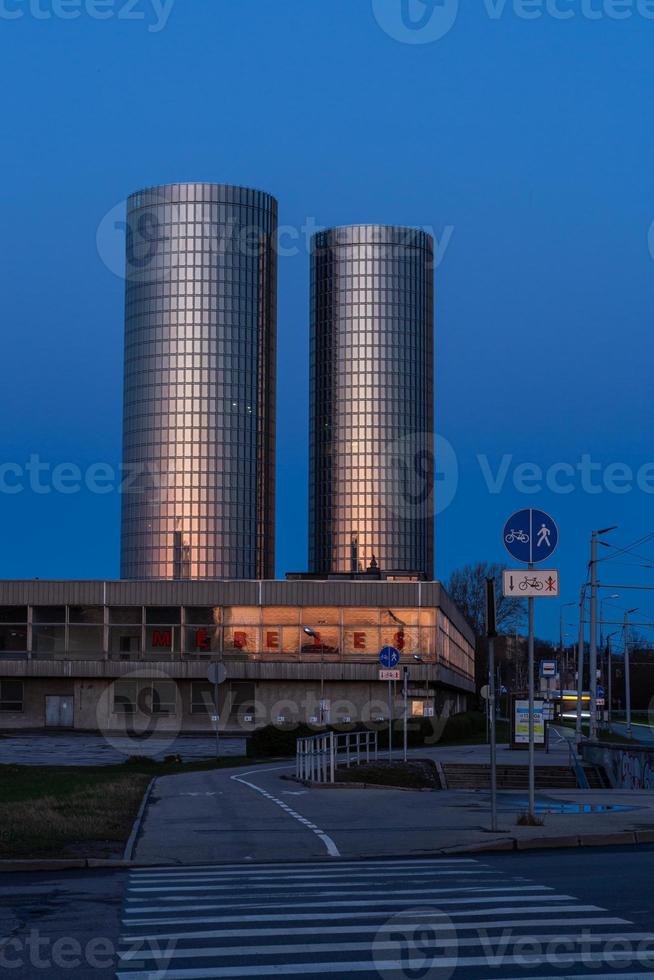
(379, 669), (401, 681)
(502, 569), (559, 598)
(540, 659), (557, 678)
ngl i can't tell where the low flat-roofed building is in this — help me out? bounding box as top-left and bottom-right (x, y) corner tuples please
(0, 579), (475, 734)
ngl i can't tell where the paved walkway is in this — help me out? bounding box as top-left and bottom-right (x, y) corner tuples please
(133, 759), (654, 864)
(0, 734), (247, 766)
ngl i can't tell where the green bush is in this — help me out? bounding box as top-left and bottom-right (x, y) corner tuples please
(441, 710), (486, 742)
(247, 711), (489, 758)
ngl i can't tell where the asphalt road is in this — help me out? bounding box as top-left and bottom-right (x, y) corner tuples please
(3, 848), (654, 978)
(0, 868), (126, 979)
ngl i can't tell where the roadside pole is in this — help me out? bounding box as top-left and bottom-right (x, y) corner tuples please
(607, 634), (613, 728)
(624, 610), (633, 740)
(486, 578), (498, 833)
(403, 667), (409, 763)
(207, 662), (227, 761)
(575, 585), (586, 746)
(214, 677), (220, 759)
(502, 508), (559, 824)
(589, 532), (598, 742)
(388, 678), (393, 762)
(527, 570), (535, 818)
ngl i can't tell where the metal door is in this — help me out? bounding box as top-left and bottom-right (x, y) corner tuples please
(45, 696), (74, 728)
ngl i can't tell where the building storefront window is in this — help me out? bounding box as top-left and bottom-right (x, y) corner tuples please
(0, 680), (23, 711)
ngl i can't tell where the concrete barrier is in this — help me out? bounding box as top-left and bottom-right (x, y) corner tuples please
(581, 740), (654, 790)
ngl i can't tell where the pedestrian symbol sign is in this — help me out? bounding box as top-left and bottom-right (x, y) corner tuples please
(503, 509), (559, 564)
(379, 646), (400, 669)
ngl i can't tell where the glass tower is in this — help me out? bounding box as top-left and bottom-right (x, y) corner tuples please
(120, 183), (277, 580)
(309, 225), (434, 579)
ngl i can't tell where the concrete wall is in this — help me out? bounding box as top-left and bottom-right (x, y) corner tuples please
(0, 677), (468, 735)
(582, 741), (654, 790)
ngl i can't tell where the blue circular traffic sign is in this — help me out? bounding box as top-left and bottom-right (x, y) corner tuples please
(379, 646), (401, 668)
(503, 509), (558, 564)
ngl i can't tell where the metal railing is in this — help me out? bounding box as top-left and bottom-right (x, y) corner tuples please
(296, 730), (378, 784)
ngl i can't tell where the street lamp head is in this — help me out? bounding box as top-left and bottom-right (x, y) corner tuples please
(303, 627), (315, 637)
(598, 525), (618, 535)
(413, 655), (424, 663)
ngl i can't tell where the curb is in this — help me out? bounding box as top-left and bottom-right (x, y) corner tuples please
(437, 830), (654, 855)
(123, 777), (156, 862)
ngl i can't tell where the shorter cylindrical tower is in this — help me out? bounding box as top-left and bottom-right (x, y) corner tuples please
(309, 224), (435, 578)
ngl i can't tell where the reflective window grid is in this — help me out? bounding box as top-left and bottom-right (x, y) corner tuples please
(309, 225), (435, 578)
(120, 183), (277, 580)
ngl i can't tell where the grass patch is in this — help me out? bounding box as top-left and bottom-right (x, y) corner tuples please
(0, 755), (253, 859)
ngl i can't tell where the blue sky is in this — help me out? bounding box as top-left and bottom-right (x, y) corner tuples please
(2, 0), (654, 640)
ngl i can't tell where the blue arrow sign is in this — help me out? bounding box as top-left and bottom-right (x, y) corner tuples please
(503, 509), (558, 564)
(379, 646), (400, 669)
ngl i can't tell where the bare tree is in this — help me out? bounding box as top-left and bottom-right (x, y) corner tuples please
(446, 561), (527, 637)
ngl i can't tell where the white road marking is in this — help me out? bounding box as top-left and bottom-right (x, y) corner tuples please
(229, 769), (340, 857)
(116, 952), (654, 980)
(119, 933), (654, 962)
(119, 916), (630, 944)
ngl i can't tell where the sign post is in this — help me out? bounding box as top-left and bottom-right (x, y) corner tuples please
(207, 662), (227, 760)
(379, 647), (400, 762)
(486, 577), (498, 833)
(403, 667), (409, 763)
(503, 508), (559, 820)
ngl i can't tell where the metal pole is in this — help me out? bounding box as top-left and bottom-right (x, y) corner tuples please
(589, 532), (599, 741)
(488, 634), (498, 832)
(388, 679), (393, 762)
(403, 667), (408, 763)
(528, 576), (535, 819)
(608, 635), (613, 728)
(624, 611), (632, 740)
(576, 585), (586, 745)
(214, 679), (220, 760)
(320, 643), (325, 725)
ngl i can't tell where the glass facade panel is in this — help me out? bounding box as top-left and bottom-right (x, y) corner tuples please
(109, 607), (142, 624)
(145, 626), (180, 654)
(68, 625), (104, 654)
(33, 606), (65, 624)
(32, 625), (66, 653)
(185, 626), (220, 654)
(120, 183), (278, 581)
(0, 607), (27, 623)
(309, 225), (435, 578)
(110, 627), (141, 655)
(0, 625), (27, 652)
(69, 606), (104, 624)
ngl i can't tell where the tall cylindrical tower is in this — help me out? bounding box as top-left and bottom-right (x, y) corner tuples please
(309, 225), (434, 578)
(121, 183), (277, 580)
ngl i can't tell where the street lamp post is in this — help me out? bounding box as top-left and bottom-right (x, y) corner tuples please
(560, 601), (576, 678)
(605, 630), (619, 730)
(303, 627), (325, 725)
(576, 584), (587, 746)
(589, 526), (617, 742)
(623, 608), (638, 740)
(600, 595), (620, 653)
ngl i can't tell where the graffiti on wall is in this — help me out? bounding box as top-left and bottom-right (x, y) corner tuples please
(614, 750), (654, 790)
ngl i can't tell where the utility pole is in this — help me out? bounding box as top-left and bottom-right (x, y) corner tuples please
(403, 666), (409, 763)
(486, 578), (498, 833)
(575, 584), (586, 746)
(624, 608), (637, 740)
(589, 532), (599, 741)
(589, 527), (617, 741)
(606, 631), (618, 730)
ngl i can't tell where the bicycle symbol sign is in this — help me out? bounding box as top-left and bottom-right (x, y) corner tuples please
(503, 508), (558, 563)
